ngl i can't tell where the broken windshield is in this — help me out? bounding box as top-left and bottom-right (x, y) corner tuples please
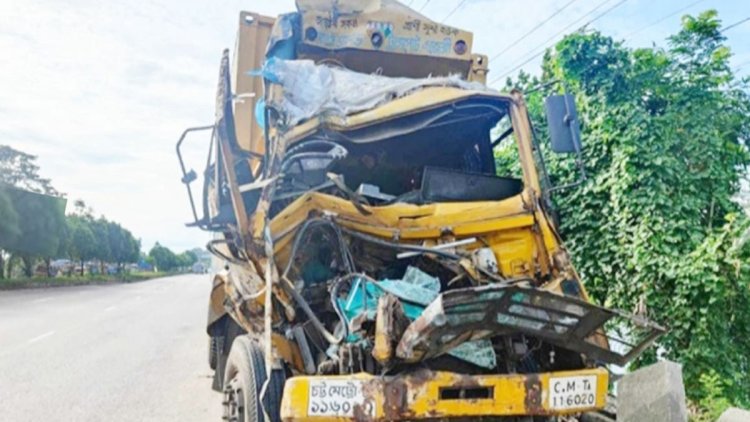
(273, 95), (525, 210)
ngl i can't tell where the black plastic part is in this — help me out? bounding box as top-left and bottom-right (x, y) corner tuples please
(420, 167), (523, 203)
(545, 94), (582, 154)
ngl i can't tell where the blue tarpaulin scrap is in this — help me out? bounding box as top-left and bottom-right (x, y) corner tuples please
(338, 266), (497, 369)
(265, 12), (298, 61)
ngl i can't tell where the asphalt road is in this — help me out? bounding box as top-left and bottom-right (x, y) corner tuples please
(0, 274), (222, 421)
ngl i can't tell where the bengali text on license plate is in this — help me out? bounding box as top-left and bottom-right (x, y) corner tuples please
(308, 380), (374, 417)
(549, 375), (598, 410)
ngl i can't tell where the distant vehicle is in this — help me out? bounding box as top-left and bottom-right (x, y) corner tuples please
(192, 262), (208, 274)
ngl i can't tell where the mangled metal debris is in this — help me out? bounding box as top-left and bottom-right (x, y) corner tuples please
(395, 284), (666, 367)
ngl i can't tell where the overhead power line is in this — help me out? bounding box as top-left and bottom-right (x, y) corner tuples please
(624, 0), (708, 39)
(722, 16), (750, 33)
(442, 0), (469, 23)
(489, 0), (582, 63)
(489, 0), (630, 85)
(489, 0), (614, 84)
(418, 0), (431, 13)
(734, 59), (750, 73)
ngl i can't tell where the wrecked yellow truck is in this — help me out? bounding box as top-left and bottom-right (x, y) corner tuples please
(176, 1), (666, 421)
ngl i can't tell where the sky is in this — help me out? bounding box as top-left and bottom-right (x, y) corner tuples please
(0, 0), (748, 252)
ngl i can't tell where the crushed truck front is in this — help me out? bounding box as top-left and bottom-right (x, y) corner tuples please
(176, 1), (666, 421)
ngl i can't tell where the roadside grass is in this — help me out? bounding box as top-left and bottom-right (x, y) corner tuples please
(0, 272), (172, 290)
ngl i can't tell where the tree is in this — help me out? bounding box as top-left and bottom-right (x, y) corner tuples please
(148, 242), (178, 272)
(90, 217), (112, 274)
(0, 145), (59, 196)
(176, 250), (198, 269)
(67, 216), (97, 276)
(499, 10), (750, 410)
(107, 222), (140, 272)
(0, 186), (67, 277)
(0, 188), (20, 278)
(0, 145), (65, 277)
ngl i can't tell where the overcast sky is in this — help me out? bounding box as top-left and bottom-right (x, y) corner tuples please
(1, 0), (748, 252)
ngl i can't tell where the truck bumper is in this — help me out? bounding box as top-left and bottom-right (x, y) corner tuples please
(280, 367), (609, 421)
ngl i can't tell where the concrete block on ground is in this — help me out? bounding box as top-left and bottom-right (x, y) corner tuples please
(718, 407), (750, 422)
(617, 360), (687, 422)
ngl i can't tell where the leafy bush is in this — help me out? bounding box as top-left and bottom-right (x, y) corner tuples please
(499, 10), (750, 410)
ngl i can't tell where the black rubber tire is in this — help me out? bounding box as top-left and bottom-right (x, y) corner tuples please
(223, 336), (286, 422)
(209, 336), (221, 370)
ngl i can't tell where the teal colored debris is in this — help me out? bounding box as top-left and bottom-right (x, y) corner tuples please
(450, 339), (497, 370)
(338, 267), (496, 369)
(337, 266), (440, 323)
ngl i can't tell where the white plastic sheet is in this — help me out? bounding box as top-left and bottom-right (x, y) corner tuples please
(258, 58), (488, 126)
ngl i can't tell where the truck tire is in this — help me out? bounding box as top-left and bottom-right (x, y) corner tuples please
(209, 335), (222, 370)
(222, 336), (285, 422)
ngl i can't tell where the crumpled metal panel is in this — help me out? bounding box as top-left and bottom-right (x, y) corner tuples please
(396, 284), (667, 367)
(337, 267), (496, 368)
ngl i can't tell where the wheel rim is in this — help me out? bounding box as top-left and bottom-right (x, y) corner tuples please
(222, 377), (245, 422)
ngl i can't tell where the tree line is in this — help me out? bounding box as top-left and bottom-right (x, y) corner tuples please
(0, 145), (141, 278)
(147, 243), (200, 273)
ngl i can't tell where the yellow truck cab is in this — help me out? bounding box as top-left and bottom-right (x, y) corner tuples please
(175, 1), (666, 421)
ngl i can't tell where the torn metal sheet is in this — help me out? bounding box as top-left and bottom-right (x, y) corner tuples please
(372, 293), (410, 363)
(338, 267), (496, 369)
(396, 284), (667, 367)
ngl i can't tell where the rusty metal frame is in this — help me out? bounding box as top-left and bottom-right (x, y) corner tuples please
(281, 367), (610, 420)
(175, 124), (215, 227)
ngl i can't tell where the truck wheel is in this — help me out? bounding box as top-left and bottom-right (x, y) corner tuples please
(222, 336), (285, 422)
(209, 336), (222, 370)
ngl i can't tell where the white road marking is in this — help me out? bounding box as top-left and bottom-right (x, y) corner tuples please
(27, 331), (55, 344)
(104, 305), (117, 312)
(32, 297), (53, 304)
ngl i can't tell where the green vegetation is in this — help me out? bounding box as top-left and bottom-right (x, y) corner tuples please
(497, 10), (749, 415)
(0, 145), (199, 285)
(147, 243), (198, 273)
(61, 201), (141, 276)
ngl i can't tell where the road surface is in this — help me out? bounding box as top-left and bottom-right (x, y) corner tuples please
(0, 274), (221, 421)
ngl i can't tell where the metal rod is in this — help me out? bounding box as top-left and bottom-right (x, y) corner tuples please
(396, 237), (477, 259)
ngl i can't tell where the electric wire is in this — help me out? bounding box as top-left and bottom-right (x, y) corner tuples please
(489, 0), (616, 85)
(733, 59), (750, 72)
(488, 0), (582, 63)
(418, 0), (431, 13)
(442, 0), (469, 23)
(722, 16), (750, 33)
(489, 0), (630, 85)
(624, 0), (708, 39)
